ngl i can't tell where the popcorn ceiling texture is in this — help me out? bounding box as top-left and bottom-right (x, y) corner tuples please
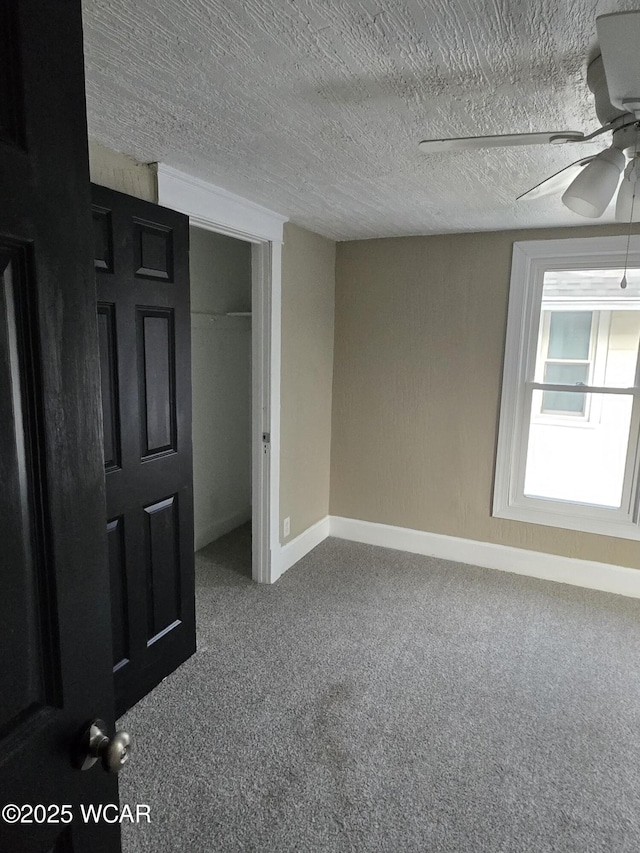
(82, 0), (639, 240)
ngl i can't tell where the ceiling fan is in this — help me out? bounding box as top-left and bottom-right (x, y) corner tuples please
(418, 10), (640, 221)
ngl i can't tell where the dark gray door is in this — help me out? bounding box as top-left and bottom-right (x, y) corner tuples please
(92, 184), (196, 718)
(0, 1), (120, 850)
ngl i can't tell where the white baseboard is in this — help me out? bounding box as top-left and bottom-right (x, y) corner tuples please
(274, 516), (331, 582)
(330, 516), (640, 599)
(195, 508), (252, 552)
(268, 513), (640, 598)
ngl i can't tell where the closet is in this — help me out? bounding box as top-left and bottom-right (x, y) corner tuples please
(190, 226), (252, 550)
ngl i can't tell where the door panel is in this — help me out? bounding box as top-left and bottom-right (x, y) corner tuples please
(0, 1), (23, 149)
(138, 308), (176, 456)
(144, 495), (182, 640)
(108, 517), (130, 670)
(0, 2), (120, 851)
(0, 248), (49, 732)
(98, 303), (121, 470)
(92, 184), (195, 718)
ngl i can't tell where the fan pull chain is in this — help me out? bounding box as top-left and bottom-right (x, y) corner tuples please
(621, 124), (640, 290)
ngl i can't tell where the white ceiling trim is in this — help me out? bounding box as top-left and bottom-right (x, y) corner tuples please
(156, 164), (288, 243)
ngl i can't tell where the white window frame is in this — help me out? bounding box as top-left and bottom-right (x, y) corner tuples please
(493, 235), (640, 541)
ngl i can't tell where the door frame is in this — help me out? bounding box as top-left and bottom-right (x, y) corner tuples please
(155, 164), (287, 583)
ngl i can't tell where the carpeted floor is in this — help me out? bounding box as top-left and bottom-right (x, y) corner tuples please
(119, 524), (640, 852)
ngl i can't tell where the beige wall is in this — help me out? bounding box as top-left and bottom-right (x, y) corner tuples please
(90, 143), (337, 550)
(88, 140), (156, 202)
(331, 223), (640, 569)
(280, 222), (336, 542)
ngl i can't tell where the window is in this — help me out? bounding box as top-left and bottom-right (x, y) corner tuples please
(493, 236), (640, 540)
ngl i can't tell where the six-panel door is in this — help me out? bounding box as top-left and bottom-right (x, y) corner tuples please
(92, 184), (196, 718)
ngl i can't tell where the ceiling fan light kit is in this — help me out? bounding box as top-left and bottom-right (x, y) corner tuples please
(417, 10), (640, 221)
(561, 146), (625, 218)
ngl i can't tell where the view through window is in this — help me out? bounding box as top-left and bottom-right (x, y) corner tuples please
(524, 270), (640, 509)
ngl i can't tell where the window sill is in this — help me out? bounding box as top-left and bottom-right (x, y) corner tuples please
(493, 500), (640, 541)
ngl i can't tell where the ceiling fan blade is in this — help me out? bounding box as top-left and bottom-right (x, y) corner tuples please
(597, 11), (640, 115)
(517, 156), (596, 201)
(418, 131), (585, 154)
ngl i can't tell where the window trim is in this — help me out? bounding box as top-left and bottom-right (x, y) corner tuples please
(493, 235), (640, 541)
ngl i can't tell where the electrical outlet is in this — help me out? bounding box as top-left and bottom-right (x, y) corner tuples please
(283, 516), (290, 538)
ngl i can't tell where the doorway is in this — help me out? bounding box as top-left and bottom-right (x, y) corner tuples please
(190, 227), (253, 563)
(157, 163), (287, 584)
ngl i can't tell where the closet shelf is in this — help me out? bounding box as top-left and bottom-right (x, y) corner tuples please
(191, 311), (251, 318)
(191, 311), (252, 329)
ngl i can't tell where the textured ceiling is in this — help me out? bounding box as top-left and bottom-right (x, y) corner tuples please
(82, 0), (640, 240)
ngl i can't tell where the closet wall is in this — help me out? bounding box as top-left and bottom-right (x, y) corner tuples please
(190, 226), (252, 550)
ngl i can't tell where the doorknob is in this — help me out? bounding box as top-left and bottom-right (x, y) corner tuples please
(76, 719), (131, 773)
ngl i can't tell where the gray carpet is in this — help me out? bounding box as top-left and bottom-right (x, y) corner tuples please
(119, 524), (640, 852)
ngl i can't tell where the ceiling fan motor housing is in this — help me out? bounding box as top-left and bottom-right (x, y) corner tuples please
(596, 11), (640, 119)
(587, 55), (626, 126)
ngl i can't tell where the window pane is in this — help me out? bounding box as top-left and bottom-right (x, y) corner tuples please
(542, 269), (640, 388)
(541, 391), (585, 414)
(524, 392), (633, 508)
(543, 268), (640, 299)
(542, 362), (589, 413)
(547, 311), (592, 359)
(543, 361), (589, 385)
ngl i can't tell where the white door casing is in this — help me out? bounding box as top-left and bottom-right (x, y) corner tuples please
(156, 164), (288, 583)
